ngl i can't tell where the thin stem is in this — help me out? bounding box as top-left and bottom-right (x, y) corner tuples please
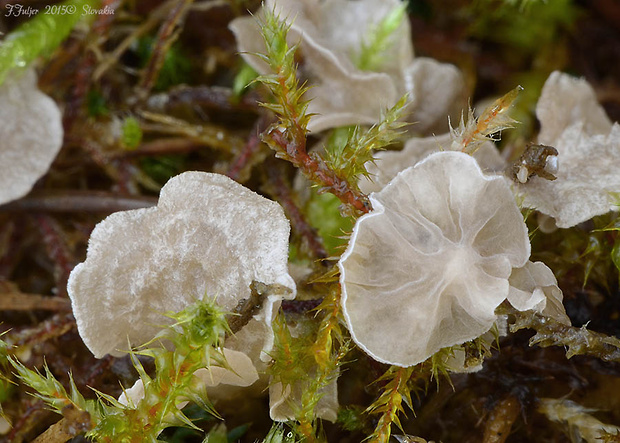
(134, 0), (194, 102)
(0, 192), (157, 213)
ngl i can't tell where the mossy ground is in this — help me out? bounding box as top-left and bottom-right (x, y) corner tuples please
(1, 1), (620, 442)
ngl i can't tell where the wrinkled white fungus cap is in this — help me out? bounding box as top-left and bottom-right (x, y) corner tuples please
(404, 58), (467, 135)
(230, 0), (465, 134)
(537, 72), (612, 144)
(340, 151), (530, 367)
(0, 68), (63, 205)
(230, 0), (407, 133)
(507, 261), (570, 325)
(360, 133), (505, 194)
(68, 171), (296, 359)
(517, 71), (620, 228)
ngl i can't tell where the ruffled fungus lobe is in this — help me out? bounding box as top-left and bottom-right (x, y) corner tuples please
(516, 71), (620, 227)
(507, 261), (570, 325)
(68, 172), (296, 359)
(230, 0), (465, 134)
(339, 151), (530, 367)
(0, 69), (63, 205)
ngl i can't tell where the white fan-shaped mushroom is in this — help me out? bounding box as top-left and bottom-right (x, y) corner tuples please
(229, 0), (465, 134)
(404, 58), (467, 135)
(536, 71), (612, 145)
(517, 71), (620, 228)
(0, 69), (63, 205)
(68, 171), (296, 359)
(339, 151), (530, 367)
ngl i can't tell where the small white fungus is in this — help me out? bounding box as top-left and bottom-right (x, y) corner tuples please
(230, 0), (465, 134)
(517, 71), (620, 227)
(340, 151), (530, 367)
(68, 171), (296, 359)
(0, 68), (63, 205)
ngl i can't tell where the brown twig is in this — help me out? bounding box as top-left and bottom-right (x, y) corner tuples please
(112, 137), (205, 158)
(7, 399), (47, 443)
(32, 215), (75, 297)
(482, 395), (521, 443)
(227, 116), (270, 182)
(134, 0), (195, 102)
(148, 85), (261, 114)
(114, 159), (139, 196)
(0, 191), (157, 213)
(147, 85), (260, 112)
(7, 313), (75, 349)
(0, 293), (71, 312)
(227, 281), (293, 335)
(77, 138), (122, 180)
(139, 110), (246, 153)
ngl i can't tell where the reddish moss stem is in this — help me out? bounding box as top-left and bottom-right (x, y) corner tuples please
(266, 129), (371, 213)
(228, 116), (270, 182)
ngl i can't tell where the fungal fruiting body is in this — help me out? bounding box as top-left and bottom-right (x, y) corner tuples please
(340, 151), (531, 367)
(0, 68), (63, 205)
(516, 71), (620, 228)
(68, 171), (296, 361)
(229, 0), (465, 134)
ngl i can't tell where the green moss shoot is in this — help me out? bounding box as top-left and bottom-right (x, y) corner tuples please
(355, 4), (407, 72)
(0, 0), (100, 85)
(9, 298), (231, 441)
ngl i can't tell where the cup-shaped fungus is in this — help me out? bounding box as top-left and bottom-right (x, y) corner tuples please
(515, 71), (620, 228)
(0, 69), (63, 205)
(339, 151), (530, 367)
(68, 171), (296, 362)
(230, 0), (465, 134)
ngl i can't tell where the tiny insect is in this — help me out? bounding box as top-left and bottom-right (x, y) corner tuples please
(510, 143), (559, 184)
